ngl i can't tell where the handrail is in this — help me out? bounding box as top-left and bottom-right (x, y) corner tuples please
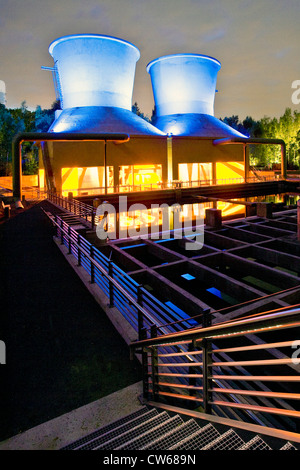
(130, 305), (300, 348)
(46, 212), (209, 340)
(57, 174), (284, 196)
(130, 305), (300, 435)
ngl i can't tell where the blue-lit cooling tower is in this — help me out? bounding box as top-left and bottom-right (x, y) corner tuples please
(48, 34), (164, 135)
(147, 54), (246, 138)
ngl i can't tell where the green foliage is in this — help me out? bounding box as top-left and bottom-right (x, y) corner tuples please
(0, 100), (58, 176)
(221, 109), (300, 169)
(0, 99), (299, 175)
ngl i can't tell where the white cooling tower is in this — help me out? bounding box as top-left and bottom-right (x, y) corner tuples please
(147, 53), (246, 138)
(0, 80), (6, 105)
(48, 34), (164, 135)
(49, 34), (140, 110)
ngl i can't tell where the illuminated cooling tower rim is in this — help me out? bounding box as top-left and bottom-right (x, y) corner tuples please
(146, 53), (221, 71)
(49, 34), (140, 59)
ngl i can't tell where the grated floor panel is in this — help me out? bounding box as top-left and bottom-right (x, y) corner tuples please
(201, 428), (245, 450)
(116, 415), (184, 450)
(169, 423), (221, 450)
(93, 411), (170, 450)
(238, 435), (272, 450)
(61, 406), (151, 450)
(141, 419), (201, 450)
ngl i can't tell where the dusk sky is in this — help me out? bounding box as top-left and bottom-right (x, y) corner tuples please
(0, 0), (299, 121)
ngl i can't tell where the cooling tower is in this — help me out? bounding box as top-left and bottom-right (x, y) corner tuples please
(0, 80), (6, 106)
(147, 54), (246, 138)
(48, 34), (164, 135)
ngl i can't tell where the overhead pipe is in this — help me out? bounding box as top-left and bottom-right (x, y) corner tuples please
(12, 132), (130, 200)
(213, 137), (287, 180)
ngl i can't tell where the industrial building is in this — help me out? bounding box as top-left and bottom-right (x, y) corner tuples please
(36, 34), (285, 203)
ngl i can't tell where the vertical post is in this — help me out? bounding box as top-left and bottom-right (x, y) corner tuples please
(151, 324), (159, 402)
(60, 218), (64, 245)
(202, 337), (213, 414)
(68, 226), (71, 254)
(108, 260), (114, 307)
(140, 328), (149, 401)
(104, 140), (107, 195)
(90, 245), (95, 284)
(244, 144), (249, 183)
(77, 235), (81, 266)
(212, 162), (217, 186)
(167, 135), (173, 183)
(137, 285), (144, 340)
(281, 142), (287, 179)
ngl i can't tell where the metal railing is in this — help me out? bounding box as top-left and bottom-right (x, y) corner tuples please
(47, 191), (95, 226)
(44, 207), (300, 437)
(49, 213), (209, 340)
(130, 305), (300, 434)
(57, 174), (284, 197)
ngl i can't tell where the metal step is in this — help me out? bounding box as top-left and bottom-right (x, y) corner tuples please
(116, 415), (184, 450)
(141, 419), (201, 450)
(93, 411), (171, 450)
(169, 423), (221, 450)
(280, 441), (298, 450)
(200, 428), (245, 450)
(60, 406), (299, 451)
(238, 435), (272, 450)
(62, 407), (154, 450)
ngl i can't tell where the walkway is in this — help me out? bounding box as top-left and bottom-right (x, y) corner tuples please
(0, 200), (142, 442)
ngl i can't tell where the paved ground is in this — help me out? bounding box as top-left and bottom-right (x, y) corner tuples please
(0, 200), (142, 444)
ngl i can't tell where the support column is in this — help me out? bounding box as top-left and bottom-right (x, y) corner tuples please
(212, 162), (217, 185)
(167, 135), (173, 182)
(244, 144), (249, 182)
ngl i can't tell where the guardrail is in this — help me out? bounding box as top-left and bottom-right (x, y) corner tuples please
(49, 213), (209, 340)
(130, 305), (300, 434)
(58, 174), (284, 197)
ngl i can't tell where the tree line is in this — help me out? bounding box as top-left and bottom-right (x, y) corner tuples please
(0, 100), (299, 176)
(0, 100), (59, 176)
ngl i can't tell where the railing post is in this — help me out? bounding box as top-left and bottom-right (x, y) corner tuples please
(68, 226), (71, 254)
(77, 235), (81, 267)
(150, 325), (159, 402)
(137, 285), (144, 340)
(90, 245), (95, 284)
(108, 260), (114, 307)
(140, 328), (149, 401)
(202, 308), (211, 328)
(202, 337), (213, 415)
(60, 219), (64, 245)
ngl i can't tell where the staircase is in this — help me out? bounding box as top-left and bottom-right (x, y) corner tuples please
(60, 406), (298, 451)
